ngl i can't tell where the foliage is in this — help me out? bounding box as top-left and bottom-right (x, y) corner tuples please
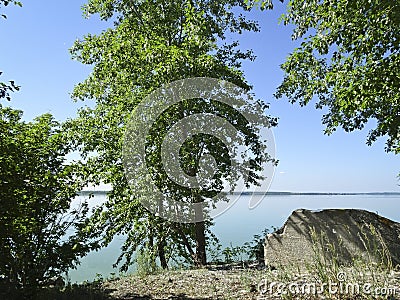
(244, 0), (283, 11)
(0, 74), (20, 101)
(207, 227), (272, 264)
(221, 243), (248, 263)
(274, 0), (400, 155)
(0, 106), (93, 297)
(67, 0), (276, 271)
(0, 1), (22, 100)
(0, 0), (22, 19)
(135, 248), (160, 277)
(244, 227), (272, 262)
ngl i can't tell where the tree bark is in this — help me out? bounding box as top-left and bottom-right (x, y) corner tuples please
(195, 220), (206, 266)
(158, 237), (168, 269)
(194, 192), (206, 266)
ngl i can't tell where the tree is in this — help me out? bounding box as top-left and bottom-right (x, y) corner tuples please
(67, 0), (276, 269)
(0, 107), (93, 297)
(273, 0), (400, 155)
(0, 2), (95, 296)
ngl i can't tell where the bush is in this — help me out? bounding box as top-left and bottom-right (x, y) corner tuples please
(244, 228), (272, 262)
(0, 106), (92, 298)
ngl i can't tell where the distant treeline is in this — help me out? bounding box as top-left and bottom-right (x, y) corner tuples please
(78, 191), (400, 196)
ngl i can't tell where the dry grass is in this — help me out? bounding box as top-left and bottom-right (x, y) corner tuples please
(104, 267), (264, 300)
(24, 261), (400, 300)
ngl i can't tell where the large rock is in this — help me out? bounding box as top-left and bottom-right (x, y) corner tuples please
(264, 209), (400, 269)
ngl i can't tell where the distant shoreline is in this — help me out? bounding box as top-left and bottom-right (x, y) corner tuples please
(78, 191), (400, 196)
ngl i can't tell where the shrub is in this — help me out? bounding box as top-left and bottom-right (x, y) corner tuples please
(0, 106), (92, 298)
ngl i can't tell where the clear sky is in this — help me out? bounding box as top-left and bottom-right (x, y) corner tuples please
(1, 0), (398, 193)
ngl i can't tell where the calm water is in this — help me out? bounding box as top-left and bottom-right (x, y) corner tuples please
(68, 193), (400, 283)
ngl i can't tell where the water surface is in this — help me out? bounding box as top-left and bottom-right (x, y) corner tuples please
(68, 193), (400, 283)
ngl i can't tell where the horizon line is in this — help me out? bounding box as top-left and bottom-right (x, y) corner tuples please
(78, 190), (400, 195)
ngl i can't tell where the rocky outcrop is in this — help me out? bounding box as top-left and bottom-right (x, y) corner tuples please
(264, 209), (400, 269)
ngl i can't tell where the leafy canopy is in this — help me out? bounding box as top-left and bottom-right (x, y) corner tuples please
(0, 106), (92, 296)
(0, 1), (94, 295)
(274, 0), (400, 154)
(68, 0), (276, 269)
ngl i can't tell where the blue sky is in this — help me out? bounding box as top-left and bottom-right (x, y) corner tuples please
(1, 0), (398, 193)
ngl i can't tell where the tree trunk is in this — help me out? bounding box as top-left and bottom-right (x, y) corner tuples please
(195, 220), (206, 266)
(186, 137), (207, 266)
(158, 238), (168, 269)
(194, 191), (206, 266)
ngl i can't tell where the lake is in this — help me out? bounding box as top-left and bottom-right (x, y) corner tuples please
(67, 193), (400, 283)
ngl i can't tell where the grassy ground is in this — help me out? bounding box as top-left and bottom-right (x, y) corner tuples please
(102, 267), (264, 300)
(7, 223), (400, 299)
(36, 264), (266, 300)
(30, 262), (400, 300)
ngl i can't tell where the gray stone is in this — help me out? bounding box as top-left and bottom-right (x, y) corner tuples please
(264, 209), (400, 269)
